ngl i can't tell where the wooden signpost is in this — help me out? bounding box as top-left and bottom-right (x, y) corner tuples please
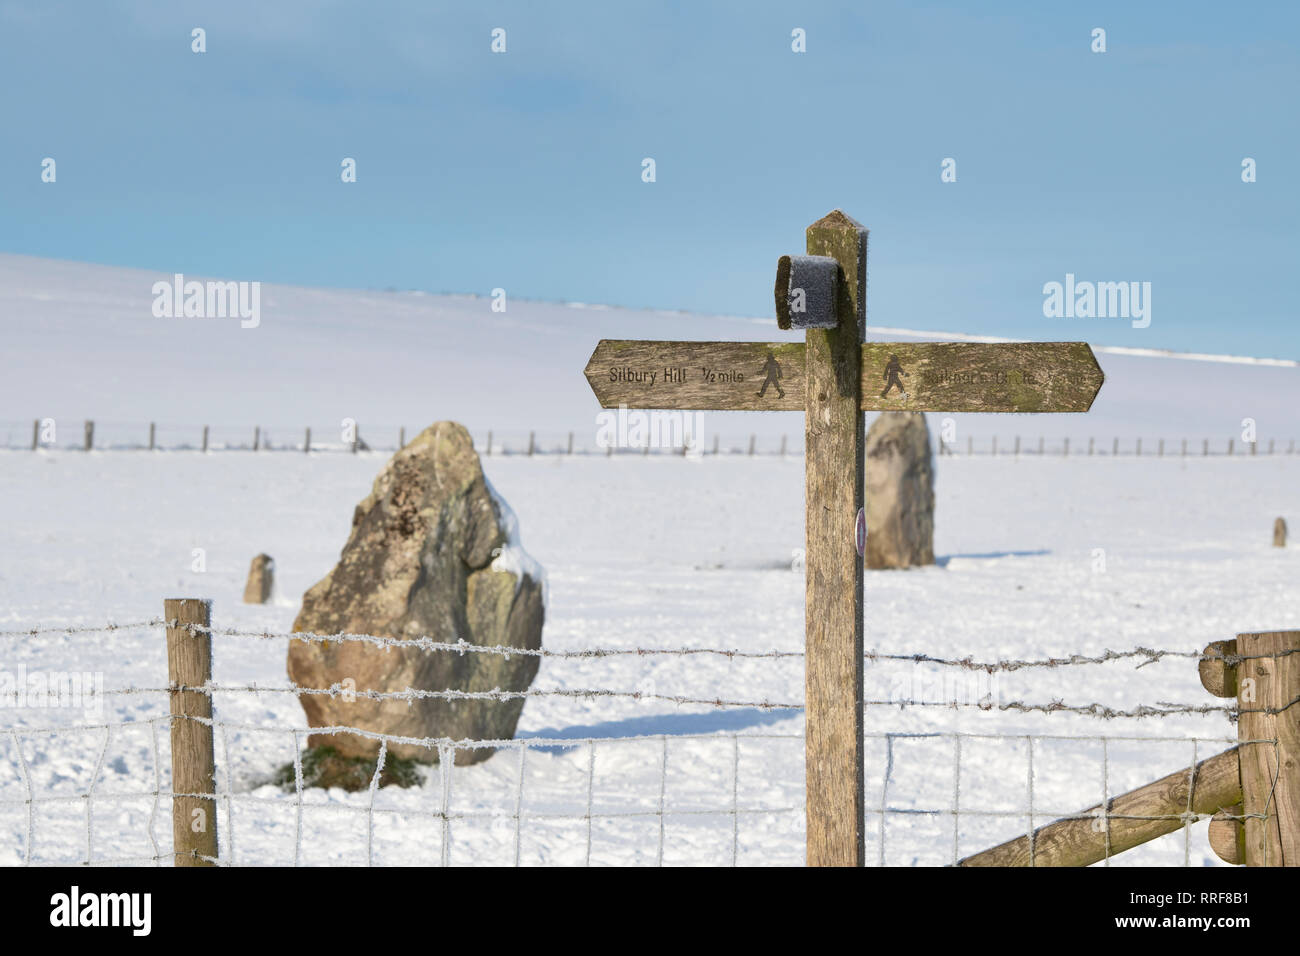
(582, 210), (1104, 866)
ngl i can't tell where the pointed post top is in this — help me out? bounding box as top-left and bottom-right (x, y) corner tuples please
(808, 209), (865, 233)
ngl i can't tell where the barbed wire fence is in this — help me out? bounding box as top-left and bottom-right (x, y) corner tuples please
(3, 418), (1297, 459)
(1, 613), (1294, 866)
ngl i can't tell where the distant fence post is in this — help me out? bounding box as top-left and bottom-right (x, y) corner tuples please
(528, 432), (535, 456)
(780, 435), (788, 458)
(164, 598), (218, 867)
(31, 419), (38, 451)
(748, 434), (756, 457)
(84, 420), (94, 451)
(149, 423), (156, 451)
(202, 426), (209, 453)
(1236, 630), (1300, 866)
(1203, 438), (1208, 457)
(712, 434), (719, 456)
(568, 431), (574, 455)
(1228, 439), (1234, 456)
(1112, 437), (1118, 456)
(253, 427), (260, 452)
(1182, 438), (1187, 457)
(399, 427), (405, 450)
(304, 427), (311, 453)
(1087, 437), (1094, 456)
(486, 430), (492, 456)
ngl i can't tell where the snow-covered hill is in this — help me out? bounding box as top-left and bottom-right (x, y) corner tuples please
(2, 254), (1297, 449)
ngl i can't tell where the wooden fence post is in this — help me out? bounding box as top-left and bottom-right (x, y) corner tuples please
(568, 431), (574, 455)
(1136, 438), (1142, 456)
(748, 434), (756, 456)
(780, 435), (788, 457)
(399, 427), (405, 449)
(992, 435), (998, 457)
(304, 427), (311, 453)
(84, 420), (94, 451)
(1038, 436), (1044, 455)
(1228, 438), (1234, 456)
(528, 432), (535, 456)
(31, 419), (38, 451)
(164, 598), (218, 867)
(1237, 630), (1300, 866)
(486, 430), (492, 456)
(1112, 437), (1118, 456)
(253, 426), (260, 452)
(149, 422), (156, 451)
(1251, 439), (1257, 456)
(713, 434), (720, 456)
(1203, 438), (1209, 457)
(803, 211), (866, 867)
(1013, 436), (1020, 457)
(1088, 437), (1094, 456)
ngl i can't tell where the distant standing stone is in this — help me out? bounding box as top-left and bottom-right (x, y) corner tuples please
(864, 412), (935, 570)
(1275, 517), (1288, 548)
(243, 554), (274, 604)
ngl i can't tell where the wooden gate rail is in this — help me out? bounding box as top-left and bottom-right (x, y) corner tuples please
(960, 630), (1299, 867)
(958, 747), (1240, 867)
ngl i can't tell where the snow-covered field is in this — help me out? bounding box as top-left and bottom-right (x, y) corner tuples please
(1, 449), (1295, 866)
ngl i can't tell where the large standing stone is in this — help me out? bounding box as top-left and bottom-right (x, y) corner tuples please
(864, 412), (935, 569)
(287, 421), (544, 768)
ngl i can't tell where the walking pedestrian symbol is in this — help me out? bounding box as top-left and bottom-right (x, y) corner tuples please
(758, 351), (785, 399)
(880, 354), (907, 400)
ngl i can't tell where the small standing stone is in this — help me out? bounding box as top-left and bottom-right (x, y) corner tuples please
(243, 554), (274, 604)
(864, 412), (935, 569)
(1275, 517), (1288, 548)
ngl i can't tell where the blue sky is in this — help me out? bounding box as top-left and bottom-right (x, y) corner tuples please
(2, 0), (1297, 356)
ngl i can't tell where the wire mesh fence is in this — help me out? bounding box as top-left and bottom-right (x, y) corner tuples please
(3, 613), (1289, 866)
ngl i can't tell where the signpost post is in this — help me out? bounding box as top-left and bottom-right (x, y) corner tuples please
(582, 210), (1104, 866)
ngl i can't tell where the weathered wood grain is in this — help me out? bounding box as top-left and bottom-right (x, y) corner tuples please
(861, 341), (1103, 412)
(803, 210), (866, 867)
(585, 340), (1102, 413)
(1199, 639), (1239, 698)
(1208, 804), (1245, 864)
(958, 747), (1242, 867)
(165, 598), (219, 866)
(1237, 630), (1300, 866)
(584, 340), (806, 410)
